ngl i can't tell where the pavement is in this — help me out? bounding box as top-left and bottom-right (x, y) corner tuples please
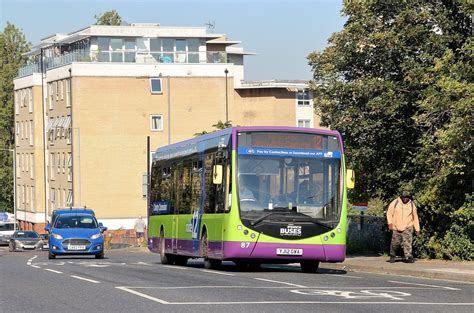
(109, 245), (474, 283)
(334, 256), (474, 283)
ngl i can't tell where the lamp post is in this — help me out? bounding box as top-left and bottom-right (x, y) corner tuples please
(1, 148), (17, 231)
(224, 68), (229, 123)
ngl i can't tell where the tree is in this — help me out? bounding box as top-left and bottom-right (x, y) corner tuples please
(308, 0), (472, 259)
(0, 23), (30, 211)
(194, 120), (233, 136)
(94, 10), (122, 26)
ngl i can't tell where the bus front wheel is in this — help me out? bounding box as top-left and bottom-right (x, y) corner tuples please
(300, 261), (319, 273)
(159, 231), (174, 265)
(201, 231), (221, 269)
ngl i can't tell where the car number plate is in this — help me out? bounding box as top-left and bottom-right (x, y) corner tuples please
(68, 245), (86, 250)
(276, 248), (303, 256)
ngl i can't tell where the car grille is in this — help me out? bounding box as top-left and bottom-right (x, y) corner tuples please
(21, 241), (39, 245)
(62, 239), (91, 246)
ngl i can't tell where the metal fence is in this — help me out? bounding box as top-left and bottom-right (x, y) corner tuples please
(347, 215), (391, 255)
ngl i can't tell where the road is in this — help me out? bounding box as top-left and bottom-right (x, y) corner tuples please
(1, 246), (473, 313)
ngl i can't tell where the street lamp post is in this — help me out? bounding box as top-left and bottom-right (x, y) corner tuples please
(1, 148), (17, 231)
(224, 69), (229, 123)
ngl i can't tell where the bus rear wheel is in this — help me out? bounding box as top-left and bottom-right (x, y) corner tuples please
(300, 261), (320, 273)
(174, 256), (188, 266)
(159, 231), (174, 265)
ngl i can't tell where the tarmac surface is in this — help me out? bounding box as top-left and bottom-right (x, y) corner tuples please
(121, 245), (474, 283)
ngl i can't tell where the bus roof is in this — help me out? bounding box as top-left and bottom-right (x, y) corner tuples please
(153, 127), (343, 161)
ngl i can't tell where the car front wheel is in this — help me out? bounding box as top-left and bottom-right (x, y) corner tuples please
(48, 252), (56, 259)
(95, 252), (104, 259)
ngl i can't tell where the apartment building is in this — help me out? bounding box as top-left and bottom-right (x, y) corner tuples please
(13, 23), (317, 232)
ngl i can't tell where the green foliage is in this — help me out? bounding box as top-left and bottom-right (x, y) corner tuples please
(94, 10), (123, 26)
(0, 23), (30, 212)
(309, 1), (473, 259)
(194, 120), (232, 136)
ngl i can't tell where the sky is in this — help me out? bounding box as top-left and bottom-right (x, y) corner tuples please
(1, 0), (346, 81)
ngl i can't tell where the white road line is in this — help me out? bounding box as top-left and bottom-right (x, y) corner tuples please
(165, 301), (474, 306)
(117, 285), (441, 290)
(388, 280), (461, 291)
(254, 278), (306, 288)
(30, 265), (40, 269)
(70, 275), (100, 284)
(162, 265), (189, 270)
(45, 269), (62, 274)
(27, 255), (38, 265)
(116, 287), (169, 304)
(201, 269), (235, 276)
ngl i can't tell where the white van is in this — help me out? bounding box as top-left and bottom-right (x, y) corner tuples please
(0, 221), (17, 245)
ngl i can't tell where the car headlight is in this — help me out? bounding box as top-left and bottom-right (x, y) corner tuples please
(52, 233), (63, 240)
(90, 233), (101, 240)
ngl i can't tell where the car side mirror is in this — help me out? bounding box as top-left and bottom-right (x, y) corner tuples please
(44, 224), (51, 233)
(100, 226), (108, 233)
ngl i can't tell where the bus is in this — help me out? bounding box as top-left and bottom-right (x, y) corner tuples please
(148, 126), (354, 272)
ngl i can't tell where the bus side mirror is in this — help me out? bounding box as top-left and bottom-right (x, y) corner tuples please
(346, 169), (355, 189)
(213, 165), (223, 184)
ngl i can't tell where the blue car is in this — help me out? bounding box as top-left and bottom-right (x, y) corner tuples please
(46, 212), (107, 259)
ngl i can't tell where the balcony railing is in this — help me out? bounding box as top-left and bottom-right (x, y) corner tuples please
(17, 49), (228, 78)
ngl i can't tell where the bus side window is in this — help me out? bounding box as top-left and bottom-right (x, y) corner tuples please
(204, 152), (217, 213)
(180, 161), (192, 214)
(191, 159), (202, 213)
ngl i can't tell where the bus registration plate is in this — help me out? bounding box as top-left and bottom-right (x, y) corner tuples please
(68, 245), (86, 251)
(276, 248), (303, 256)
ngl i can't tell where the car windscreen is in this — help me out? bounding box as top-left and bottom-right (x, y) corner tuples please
(14, 231), (39, 238)
(0, 223), (15, 231)
(54, 215), (98, 229)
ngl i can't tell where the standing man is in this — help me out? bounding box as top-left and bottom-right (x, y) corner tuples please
(134, 216), (146, 247)
(387, 191), (420, 263)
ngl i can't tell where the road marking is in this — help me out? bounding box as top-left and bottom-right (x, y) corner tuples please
(162, 265), (189, 270)
(155, 301), (474, 305)
(201, 269), (235, 276)
(291, 289), (411, 300)
(27, 255), (38, 265)
(30, 265), (40, 269)
(132, 262), (152, 266)
(254, 278), (306, 288)
(116, 286), (169, 304)
(71, 275), (100, 284)
(45, 268), (62, 274)
(388, 280), (461, 291)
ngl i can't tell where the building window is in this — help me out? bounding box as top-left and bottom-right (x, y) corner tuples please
(150, 115), (163, 131)
(50, 153), (55, 181)
(60, 80), (64, 100)
(149, 78), (162, 94)
(297, 90), (311, 106)
(49, 83), (54, 110)
(28, 89), (33, 113)
(66, 190), (73, 206)
(15, 91), (19, 115)
(297, 119), (311, 128)
(55, 81), (59, 101)
(30, 185), (35, 212)
(29, 120), (34, 146)
(30, 153), (34, 179)
(67, 153), (72, 181)
(66, 80), (71, 107)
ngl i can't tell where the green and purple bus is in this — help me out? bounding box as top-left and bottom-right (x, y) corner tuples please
(148, 126), (354, 272)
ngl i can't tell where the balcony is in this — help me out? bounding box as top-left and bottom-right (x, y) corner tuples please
(17, 49), (228, 78)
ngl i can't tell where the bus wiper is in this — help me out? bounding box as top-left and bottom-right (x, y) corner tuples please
(250, 211), (293, 226)
(307, 219), (332, 229)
